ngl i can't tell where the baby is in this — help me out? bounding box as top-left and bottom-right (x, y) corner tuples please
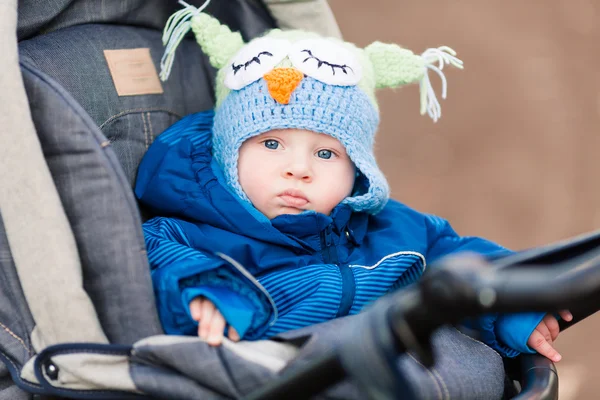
(136, 6), (570, 370)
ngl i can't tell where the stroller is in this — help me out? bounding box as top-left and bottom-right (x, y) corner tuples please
(1, 0), (598, 398)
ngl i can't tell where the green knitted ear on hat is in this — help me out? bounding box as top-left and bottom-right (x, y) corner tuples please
(190, 13), (244, 69)
(365, 42), (425, 88)
(365, 42), (464, 121)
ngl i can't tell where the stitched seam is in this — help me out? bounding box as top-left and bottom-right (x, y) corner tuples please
(0, 321), (31, 355)
(0, 265), (33, 355)
(0, 350), (40, 390)
(408, 353), (443, 400)
(0, 242), (34, 356)
(19, 49), (40, 69)
(430, 368), (450, 400)
(142, 112), (149, 150)
(99, 108), (182, 130)
(147, 112), (155, 143)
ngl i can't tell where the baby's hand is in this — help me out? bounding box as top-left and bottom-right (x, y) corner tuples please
(527, 310), (572, 362)
(189, 297), (240, 346)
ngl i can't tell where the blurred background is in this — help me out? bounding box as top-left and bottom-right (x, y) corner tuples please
(328, 0), (599, 397)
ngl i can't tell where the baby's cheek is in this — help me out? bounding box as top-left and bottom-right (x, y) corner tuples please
(317, 188), (349, 215)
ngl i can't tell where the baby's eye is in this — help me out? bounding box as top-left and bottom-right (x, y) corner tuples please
(317, 149), (333, 159)
(264, 140), (279, 150)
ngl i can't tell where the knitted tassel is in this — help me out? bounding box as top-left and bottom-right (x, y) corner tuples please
(159, 0), (212, 81)
(419, 46), (464, 122)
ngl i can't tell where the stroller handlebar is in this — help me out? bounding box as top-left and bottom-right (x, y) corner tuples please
(419, 251), (600, 317)
(246, 249), (600, 400)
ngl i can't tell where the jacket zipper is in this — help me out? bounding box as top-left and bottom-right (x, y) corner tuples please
(320, 226), (355, 318)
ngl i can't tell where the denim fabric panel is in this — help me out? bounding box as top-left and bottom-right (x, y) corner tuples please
(275, 316), (505, 400)
(0, 360), (31, 400)
(396, 327), (505, 400)
(101, 111), (181, 188)
(17, 0), (276, 42)
(131, 339), (275, 398)
(17, 0), (179, 41)
(272, 316), (371, 399)
(19, 24), (216, 132)
(18, 5), (276, 188)
(0, 375), (30, 400)
(21, 61), (163, 345)
(19, 24), (216, 188)
(0, 214), (35, 368)
(206, 0), (277, 41)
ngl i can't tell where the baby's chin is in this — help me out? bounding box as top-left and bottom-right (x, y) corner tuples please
(265, 206), (308, 219)
(267, 206), (338, 220)
(259, 207), (318, 219)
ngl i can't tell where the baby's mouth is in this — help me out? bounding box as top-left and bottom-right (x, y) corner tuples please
(279, 189), (309, 207)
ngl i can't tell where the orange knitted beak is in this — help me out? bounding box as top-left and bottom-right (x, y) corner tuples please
(263, 68), (304, 105)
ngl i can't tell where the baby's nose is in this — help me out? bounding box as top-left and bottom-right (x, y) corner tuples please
(284, 163), (312, 182)
(263, 68), (304, 105)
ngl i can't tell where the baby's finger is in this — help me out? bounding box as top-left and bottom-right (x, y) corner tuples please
(543, 314), (560, 342)
(199, 300), (216, 339)
(535, 321), (553, 344)
(207, 311), (226, 346)
(559, 310), (573, 322)
(189, 297), (203, 321)
(528, 330), (562, 362)
(228, 326), (240, 342)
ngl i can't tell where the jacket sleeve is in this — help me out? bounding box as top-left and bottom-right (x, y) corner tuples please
(424, 213), (545, 357)
(144, 217), (273, 339)
(424, 214), (512, 262)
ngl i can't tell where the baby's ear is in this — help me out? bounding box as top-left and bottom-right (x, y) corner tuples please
(364, 41), (425, 89)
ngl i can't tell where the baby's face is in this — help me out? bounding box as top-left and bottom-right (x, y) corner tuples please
(238, 129), (355, 219)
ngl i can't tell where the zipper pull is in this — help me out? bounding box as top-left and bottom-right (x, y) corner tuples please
(344, 227), (358, 246)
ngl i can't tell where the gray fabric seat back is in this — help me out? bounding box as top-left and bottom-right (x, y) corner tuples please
(14, 0), (276, 344)
(18, 0), (276, 188)
(0, 1), (276, 398)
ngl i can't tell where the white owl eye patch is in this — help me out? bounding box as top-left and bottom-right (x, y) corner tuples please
(301, 49), (354, 76)
(232, 51), (274, 75)
(224, 38), (363, 90)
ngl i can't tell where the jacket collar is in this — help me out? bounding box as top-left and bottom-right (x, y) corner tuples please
(177, 122), (369, 251)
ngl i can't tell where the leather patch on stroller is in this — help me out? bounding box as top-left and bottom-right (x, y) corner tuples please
(104, 48), (164, 96)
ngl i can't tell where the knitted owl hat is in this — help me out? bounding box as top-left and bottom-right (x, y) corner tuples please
(160, 1), (463, 214)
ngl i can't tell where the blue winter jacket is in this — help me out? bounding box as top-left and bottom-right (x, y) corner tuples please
(135, 111), (544, 358)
